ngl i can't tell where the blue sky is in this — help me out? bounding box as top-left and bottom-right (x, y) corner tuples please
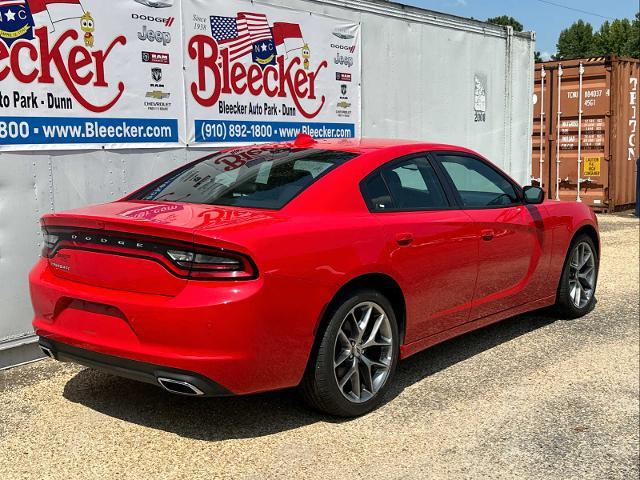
(400, 0), (639, 59)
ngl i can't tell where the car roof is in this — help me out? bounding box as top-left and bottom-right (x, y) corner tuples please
(287, 137), (479, 156)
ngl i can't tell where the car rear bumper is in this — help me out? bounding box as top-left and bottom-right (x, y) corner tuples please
(30, 258), (326, 395)
(38, 337), (232, 396)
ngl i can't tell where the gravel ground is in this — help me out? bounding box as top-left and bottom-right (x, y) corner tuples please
(1, 213), (638, 480)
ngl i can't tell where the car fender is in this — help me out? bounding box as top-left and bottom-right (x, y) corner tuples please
(542, 201), (600, 294)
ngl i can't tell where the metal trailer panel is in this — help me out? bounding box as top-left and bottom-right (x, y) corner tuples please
(510, 33), (537, 184)
(532, 56), (639, 210)
(0, 0), (535, 367)
(0, 149), (196, 368)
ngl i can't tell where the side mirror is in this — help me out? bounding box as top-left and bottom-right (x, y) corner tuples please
(523, 186), (545, 205)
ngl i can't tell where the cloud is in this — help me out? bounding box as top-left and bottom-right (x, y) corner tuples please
(541, 51), (552, 60)
(454, 0), (468, 5)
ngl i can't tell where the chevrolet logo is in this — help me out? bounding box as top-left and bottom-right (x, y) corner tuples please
(145, 90), (170, 100)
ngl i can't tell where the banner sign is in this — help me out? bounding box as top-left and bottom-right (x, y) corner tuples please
(183, 0), (360, 145)
(0, 0), (360, 150)
(0, 0), (185, 149)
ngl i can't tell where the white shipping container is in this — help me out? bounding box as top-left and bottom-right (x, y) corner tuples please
(0, 0), (534, 367)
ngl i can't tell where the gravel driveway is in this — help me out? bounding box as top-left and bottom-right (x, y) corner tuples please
(1, 213), (638, 480)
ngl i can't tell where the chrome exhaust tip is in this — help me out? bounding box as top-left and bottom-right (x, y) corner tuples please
(157, 377), (205, 396)
(40, 345), (54, 359)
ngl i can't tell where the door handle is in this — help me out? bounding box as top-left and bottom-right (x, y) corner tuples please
(395, 233), (413, 246)
(481, 229), (495, 241)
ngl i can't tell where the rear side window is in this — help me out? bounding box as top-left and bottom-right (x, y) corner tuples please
(437, 155), (519, 207)
(131, 147), (357, 210)
(362, 174), (396, 210)
(361, 157), (449, 211)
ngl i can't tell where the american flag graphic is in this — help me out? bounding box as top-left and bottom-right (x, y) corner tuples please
(210, 12), (273, 61)
(26, 0), (84, 32)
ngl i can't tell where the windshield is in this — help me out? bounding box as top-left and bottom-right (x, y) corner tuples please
(131, 146), (357, 209)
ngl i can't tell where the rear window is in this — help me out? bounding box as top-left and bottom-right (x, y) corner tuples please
(131, 147), (357, 209)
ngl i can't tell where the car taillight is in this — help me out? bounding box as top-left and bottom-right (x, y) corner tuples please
(41, 230), (59, 257)
(40, 227), (257, 281)
(166, 248), (256, 280)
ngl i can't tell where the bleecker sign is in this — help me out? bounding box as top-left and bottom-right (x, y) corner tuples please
(0, 0), (184, 149)
(583, 156), (601, 177)
(183, 0), (361, 145)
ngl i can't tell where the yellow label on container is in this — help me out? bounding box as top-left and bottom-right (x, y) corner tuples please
(583, 156), (601, 176)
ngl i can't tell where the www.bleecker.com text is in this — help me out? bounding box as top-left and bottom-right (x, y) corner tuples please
(41, 121), (173, 140)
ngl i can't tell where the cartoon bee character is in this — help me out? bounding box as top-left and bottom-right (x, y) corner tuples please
(301, 43), (310, 70)
(80, 12), (95, 48)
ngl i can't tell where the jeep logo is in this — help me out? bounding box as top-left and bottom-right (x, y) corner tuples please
(137, 25), (172, 45)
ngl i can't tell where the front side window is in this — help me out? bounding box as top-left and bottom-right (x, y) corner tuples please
(437, 155), (519, 207)
(361, 157), (449, 211)
(131, 147), (357, 210)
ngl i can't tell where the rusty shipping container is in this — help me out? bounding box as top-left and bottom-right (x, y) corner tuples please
(531, 56), (639, 210)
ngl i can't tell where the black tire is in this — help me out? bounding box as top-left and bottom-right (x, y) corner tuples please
(301, 289), (399, 417)
(553, 233), (599, 318)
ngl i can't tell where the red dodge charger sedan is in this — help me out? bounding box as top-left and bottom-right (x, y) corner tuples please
(30, 137), (599, 416)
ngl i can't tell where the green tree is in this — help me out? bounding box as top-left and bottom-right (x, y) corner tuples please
(487, 15), (524, 32)
(626, 13), (640, 58)
(534, 51), (543, 62)
(594, 18), (633, 56)
(556, 20), (597, 59)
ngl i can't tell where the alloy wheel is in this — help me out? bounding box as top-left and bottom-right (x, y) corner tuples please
(568, 241), (596, 309)
(333, 301), (393, 403)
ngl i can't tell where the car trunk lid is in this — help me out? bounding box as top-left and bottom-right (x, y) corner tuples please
(41, 201), (279, 295)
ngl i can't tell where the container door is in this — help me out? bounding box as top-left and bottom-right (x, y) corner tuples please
(532, 65), (553, 192)
(536, 60), (612, 207)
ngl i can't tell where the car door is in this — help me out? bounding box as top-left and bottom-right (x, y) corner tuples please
(360, 154), (479, 343)
(433, 153), (543, 319)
